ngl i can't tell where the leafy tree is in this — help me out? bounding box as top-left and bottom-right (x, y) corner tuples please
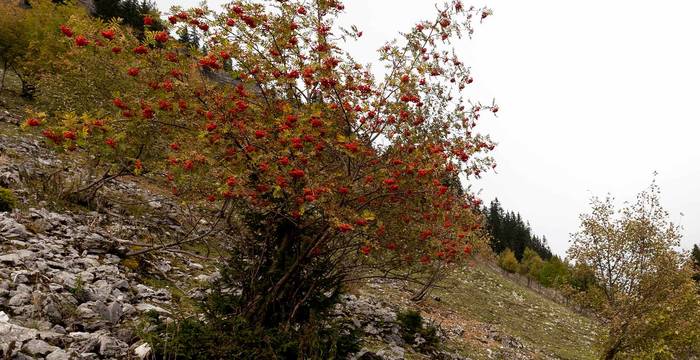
(519, 247), (543, 287)
(25, 0), (497, 339)
(498, 248), (519, 273)
(0, 1), (87, 98)
(537, 255), (570, 288)
(567, 262), (597, 292)
(568, 181), (700, 359)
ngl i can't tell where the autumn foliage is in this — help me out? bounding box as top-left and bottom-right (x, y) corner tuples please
(26, 0), (497, 327)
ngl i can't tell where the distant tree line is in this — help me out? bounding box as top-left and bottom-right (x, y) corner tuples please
(693, 244), (700, 282)
(483, 198), (552, 260)
(93, 0), (163, 33)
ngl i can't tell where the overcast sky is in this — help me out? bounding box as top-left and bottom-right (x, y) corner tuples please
(156, 0), (700, 256)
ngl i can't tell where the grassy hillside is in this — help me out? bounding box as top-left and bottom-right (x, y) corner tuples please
(358, 261), (602, 359)
(0, 102), (601, 359)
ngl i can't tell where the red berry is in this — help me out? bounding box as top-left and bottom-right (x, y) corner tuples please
(142, 107), (154, 119)
(25, 118), (41, 127)
(75, 35), (89, 47)
(59, 24), (73, 37)
(360, 245), (371, 255)
(63, 130), (76, 140)
(101, 29), (115, 40)
(183, 160), (194, 171)
(154, 31), (168, 43)
(289, 168), (305, 178)
(133, 45), (148, 55)
(254, 129), (267, 138)
(310, 117), (323, 127)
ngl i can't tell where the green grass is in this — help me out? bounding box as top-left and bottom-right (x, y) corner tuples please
(359, 261), (602, 359)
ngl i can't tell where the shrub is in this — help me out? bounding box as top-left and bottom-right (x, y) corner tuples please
(498, 248), (519, 273)
(138, 269), (361, 360)
(0, 187), (17, 212)
(143, 312), (361, 360)
(397, 309), (440, 352)
(69, 274), (90, 304)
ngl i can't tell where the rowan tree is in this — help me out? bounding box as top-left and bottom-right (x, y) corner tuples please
(568, 181), (700, 359)
(0, 1), (88, 97)
(25, 0), (498, 330)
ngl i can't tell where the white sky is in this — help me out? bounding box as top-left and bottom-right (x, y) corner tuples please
(157, 0), (700, 256)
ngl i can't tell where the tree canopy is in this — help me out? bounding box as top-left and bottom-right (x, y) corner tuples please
(483, 198), (552, 260)
(568, 181), (700, 359)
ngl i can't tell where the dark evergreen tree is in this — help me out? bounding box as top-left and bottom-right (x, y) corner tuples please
(483, 199), (552, 260)
(177, 26), (201, 49)
(692, 244), (700, 283)
(93, 0), (163, 35)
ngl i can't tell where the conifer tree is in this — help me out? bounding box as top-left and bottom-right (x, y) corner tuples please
(483, 199), (552, 260)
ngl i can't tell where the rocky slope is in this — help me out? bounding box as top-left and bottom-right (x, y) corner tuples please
(0, 114), (194, 359)
(0, 113), (600, 360)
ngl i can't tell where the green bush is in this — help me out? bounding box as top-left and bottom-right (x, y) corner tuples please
(397, 310), (439, 352)
(140, 272), (360, 360)
(142, 313), (361, 360)
(537, 256), (571, 288)
(0, 187), (17, 212)
(497, 248), (519, 273)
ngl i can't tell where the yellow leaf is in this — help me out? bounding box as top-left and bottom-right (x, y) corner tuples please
(361, 210), (376, 221)
(336, 134), (347, 143)
(272, 185), (284, 199)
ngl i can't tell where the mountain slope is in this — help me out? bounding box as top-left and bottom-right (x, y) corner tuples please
(0, 115), (601, 360)
(356, 261), (601, 359)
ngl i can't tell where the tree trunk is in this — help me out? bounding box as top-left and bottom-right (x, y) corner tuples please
(603, 347), (618, 360)
(0, 60), (7, 93)
(603, 336), (623, 360)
